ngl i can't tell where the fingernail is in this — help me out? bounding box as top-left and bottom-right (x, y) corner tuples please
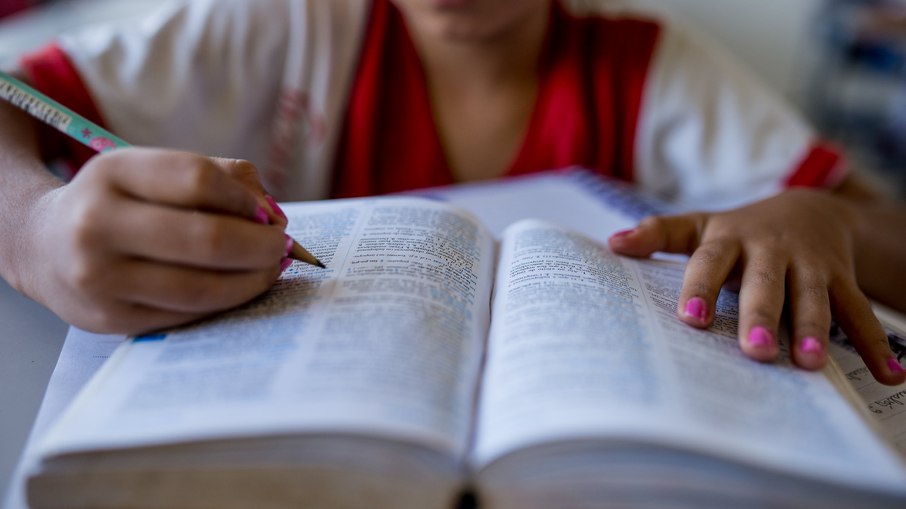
(748, 326), (775, 348)
(284, 234), (293, 257)
(280, 257), (293, 273)
(254, 206), (269, 225)
(265, 194), (287, 221)
(683, 297), (708, 322)
(889, 357), (905, 374)
(800, 337), (823, 355)
(610, 229), (635, 240)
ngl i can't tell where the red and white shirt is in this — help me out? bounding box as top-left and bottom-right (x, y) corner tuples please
(19, 0), (843, 210)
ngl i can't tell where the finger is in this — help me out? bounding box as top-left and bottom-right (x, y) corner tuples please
(93, 148), (263, 220)
(211, 156), (266, 192)
(677, 239), (741, 328)
(787, 267), (831, 370)
(107, 258), (282, 314)
(107, 199), (290, 270)
(68, 298), (209, 336)
(211, 157), (288, 228)
(830, 280), (906, 386)
(608, 213), (706, 258)
(737, 251), (786, 362)
(264, 194), (289, 229)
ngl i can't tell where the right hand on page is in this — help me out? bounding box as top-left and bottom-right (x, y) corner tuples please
(18, 148), (291, 335)
(607, 188), (906, 386)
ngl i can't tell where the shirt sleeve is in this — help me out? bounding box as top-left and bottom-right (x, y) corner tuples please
(634, 22), (845, 211)
(19, 0), (296, 171)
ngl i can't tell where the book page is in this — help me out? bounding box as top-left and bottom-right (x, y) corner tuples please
(472, 220), (906, 491)
(420, 171), (641, 241)
(38, 198), (495, 460)
(828, 320), (906, 456)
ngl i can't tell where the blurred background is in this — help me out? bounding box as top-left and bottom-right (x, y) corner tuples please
(3, 0), (905, 195)
(809, 0), (906, 194)
(2, 0), (906, 503)
(633, 0), (906, 197)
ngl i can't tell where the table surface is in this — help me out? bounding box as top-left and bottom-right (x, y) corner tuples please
(0, 282), (66, 504)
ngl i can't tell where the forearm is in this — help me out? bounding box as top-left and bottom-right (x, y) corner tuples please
(849, 200), (906, 313)
(0, 94), (64, 295)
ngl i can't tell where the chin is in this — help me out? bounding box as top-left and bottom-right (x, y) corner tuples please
(429, 18), (501, 43)
(401, 0), (549, 36)
(395, 0), (548, 42)
(428, 0), (476, 7)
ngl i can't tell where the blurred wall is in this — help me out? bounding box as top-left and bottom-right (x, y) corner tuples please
(635, 0), (826, 107)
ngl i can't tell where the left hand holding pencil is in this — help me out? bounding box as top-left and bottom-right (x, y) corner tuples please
(0, 70), (322, 335)
(26, 148), (292, 334)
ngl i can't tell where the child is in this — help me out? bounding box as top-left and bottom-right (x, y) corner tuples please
(1, 0), (904, 385)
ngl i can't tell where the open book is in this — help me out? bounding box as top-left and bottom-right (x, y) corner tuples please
(26, 185), (906, 509)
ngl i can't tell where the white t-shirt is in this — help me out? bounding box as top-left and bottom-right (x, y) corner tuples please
(20, 0), (842, 208)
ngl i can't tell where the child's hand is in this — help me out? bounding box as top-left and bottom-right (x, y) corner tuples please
(21, 148), (290, 335)
(608, 188), (906, 386)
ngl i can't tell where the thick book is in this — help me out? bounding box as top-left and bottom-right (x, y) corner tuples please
(25, 175), (906, 509)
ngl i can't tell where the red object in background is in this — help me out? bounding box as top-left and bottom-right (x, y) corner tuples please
(0, 0), (38, 19)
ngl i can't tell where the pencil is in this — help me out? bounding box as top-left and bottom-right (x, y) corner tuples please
(0, 70), (324, 269)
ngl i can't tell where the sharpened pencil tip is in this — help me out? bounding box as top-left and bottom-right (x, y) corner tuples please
(289, 240), (326, 269)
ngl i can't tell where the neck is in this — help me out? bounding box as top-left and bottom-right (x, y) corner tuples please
(403, 7), (550, 93)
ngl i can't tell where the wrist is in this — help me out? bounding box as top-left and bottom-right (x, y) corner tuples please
(0, 180), (61, 301)
(835, 193), (865, 244)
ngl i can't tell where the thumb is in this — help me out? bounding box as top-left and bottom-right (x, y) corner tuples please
(607, 213), (706, 258)
(209, 157), (288, 228)
(209, 157), (266, 193)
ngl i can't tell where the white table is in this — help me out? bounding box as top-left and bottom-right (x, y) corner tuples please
(0, 282), (66, 504)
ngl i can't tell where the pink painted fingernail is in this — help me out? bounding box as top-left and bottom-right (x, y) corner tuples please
(748, 326), (775, 348)
(610, 229), (635, 240)
(800, 337), (823, 355)
(889, 357), (905, 374)
(265, 194), (287, 221)
(284, 234), (293, 257)
(280, 257), (293, 273)
(683, 297), (708, 322)
(254, 206), (269, 225)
